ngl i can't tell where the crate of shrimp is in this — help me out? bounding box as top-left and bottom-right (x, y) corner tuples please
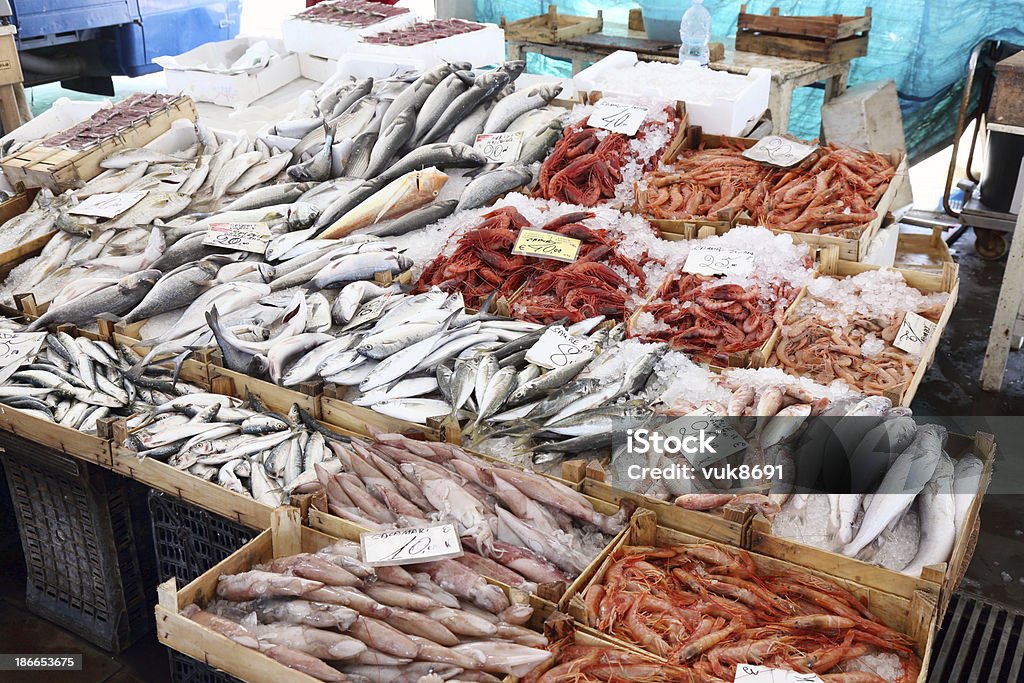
(0, 93), (197, 192)
(763, 254), (958, 406)
(627, 224), (816, 369)
(750, 426), (993, 626)
(566, 509), (940, 682)
(156, 506), (562, 682)
(303, 428), (634, 611)
(640, 128), (908, 261)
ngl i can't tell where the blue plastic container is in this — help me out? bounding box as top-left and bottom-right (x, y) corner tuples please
(638, 0), (684, 43)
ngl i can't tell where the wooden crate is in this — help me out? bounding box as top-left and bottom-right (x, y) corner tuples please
(566, 509), (938, 681)
(560, 460), (752, 547)
(811, 253), (959, 406)
(307, 466), (628, 611)
(0, 189), (55, 281)
(652, 128), (907, 262)
(736, 5), (871, 64)
(895, 227), (954, 275)
(319, 386), (440, 442)
(156, 507), (557, 683)
(502, 5), (603, 45)
(208, 363), (322, 420)
(0, 95), (197, 191)
(748, 430), (994, 625)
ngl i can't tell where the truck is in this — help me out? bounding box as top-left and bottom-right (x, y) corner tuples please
(4, 0), (242, 94)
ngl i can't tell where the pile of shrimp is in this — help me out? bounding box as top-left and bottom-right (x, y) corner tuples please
(638, 143), (895, 235)
(579, 544), (921, 683)
(522, 639), (697, 683)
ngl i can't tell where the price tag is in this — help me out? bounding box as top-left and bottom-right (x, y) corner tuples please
(360, 523), (463, 566)
(68, 191), (148, 218)
(742, 135), (818, 168)
(655, 409), (749, 469)
(512, 228), (582, 263)
(202, 221), (272, 254)
(525, 325), (596, 370)
(734, 664), (823, 683)
(474, 130), (524, 163)
(893, 311), (937, 355)
(341, 294), (392, 331)
(0, 331), (46, 385)
(683, 245), (755, 277)
(587, 100), (649, 136)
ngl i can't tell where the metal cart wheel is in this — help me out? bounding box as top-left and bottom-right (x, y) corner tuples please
(974, 227), (1009, 259)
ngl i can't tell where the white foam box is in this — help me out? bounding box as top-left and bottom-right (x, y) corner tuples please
(282, 9), (418, 61)
(573, 51), (771, 136)
(351, 24), (506, 69)
(298, 52), (426, 82)
(0, 98), (106, 148)
(157, 38), (301, 108)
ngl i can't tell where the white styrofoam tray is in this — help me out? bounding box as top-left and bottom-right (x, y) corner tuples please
(298, 52), (427, 83)
(351, 24), (506, 70)
(282, 9), (418, 61)
(573, 51), (771, 136)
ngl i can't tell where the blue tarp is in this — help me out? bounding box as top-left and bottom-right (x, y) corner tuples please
(479, 0), (1024, 160)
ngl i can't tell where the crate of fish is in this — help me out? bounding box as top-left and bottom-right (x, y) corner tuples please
(351, 19), (507, 69)
(641, 129), (908, 262)
(567, 508), (939, 682)
(156, 506), (560, 682)
(0, 188), (56, 275)
(764, 255), (958, 406)
(302, 429), (633, 610)
(0, 94), (197, 192)
(749, 428), (994, 626)
(1, 433), (157, 652)
(281, 0), (417, 61)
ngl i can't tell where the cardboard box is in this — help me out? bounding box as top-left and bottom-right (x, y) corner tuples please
(0, 27), (23, 87)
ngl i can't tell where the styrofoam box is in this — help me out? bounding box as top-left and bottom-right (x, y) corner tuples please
(298, 52), (427, 83)
(573, 51), (771, 136)
(282, 10), (418, 61)
(158, 38), (301, 108)
(351, 24), (506, 70)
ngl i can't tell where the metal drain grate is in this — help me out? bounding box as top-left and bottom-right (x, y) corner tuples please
(930, 592), (1024, 682)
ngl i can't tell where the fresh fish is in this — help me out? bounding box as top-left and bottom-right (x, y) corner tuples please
(318, 168), (448, 239)
(902, 451), (956, 575)
(420, 71), (510, 144)
(455, 164), (532, 212)
(482, 83), (562, 134)
(305, 251), (412, 291)
(288, 131), (334, 182)
(375, 142), (487, 186)
(366, 199), (459, 238)
(380, 63), (461, 132)
(123, 259), (220, 323)
(25, 270), (160, 332)
(371, 398), (452, 424)
(411, 71), (474, 147)
(362, 108), (417, 179)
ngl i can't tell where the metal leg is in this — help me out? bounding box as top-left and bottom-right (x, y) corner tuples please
(980, 207), (1024, 390)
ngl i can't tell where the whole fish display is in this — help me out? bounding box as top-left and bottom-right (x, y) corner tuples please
(186, 534), (553, 681)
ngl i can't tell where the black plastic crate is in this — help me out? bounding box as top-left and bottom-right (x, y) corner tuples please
(0, 433), (156, 653)
(149, 492), (255, 683)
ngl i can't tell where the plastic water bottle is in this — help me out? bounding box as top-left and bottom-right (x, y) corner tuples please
(678, 0), (711, 67)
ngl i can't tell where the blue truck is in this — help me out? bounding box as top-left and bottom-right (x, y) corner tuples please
(5, 0), (241, 94)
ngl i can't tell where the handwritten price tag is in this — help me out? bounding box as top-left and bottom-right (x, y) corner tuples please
(742, 135), (818, 168)
(734, 664), (823, 683)
(474, 130), (524, 163)
(512, 228), (582, 263)
(0, 331), (46, 385)
(656, 409), (749, 468)
(341, 294), (393, 331)
(69, 191), (148, 218)
(202, 221), (272, 254)
(360, 523), (463, 566)
(525, 325), (597, 370)
(893, 311), (937, 355)
(587, 100), (649, 136)
(683, 245), (755, 276)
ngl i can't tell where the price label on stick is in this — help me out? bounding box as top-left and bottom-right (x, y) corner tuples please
(893, 311), (937, 355)
(474, 130), (524, 163)
(68, 191), (148, 218)
(734, 664), (823, 683)
(361, 523), (463, 566)
(742, 135), (818, 168)
(512, 228), (582, 263)
(525, 325), (596, 370)
(587, 100), (649, 136)
(202, 221), (272, 254)
(683, 245), (755, 276)
(653, 408), (749, 468)
(0, 331), (46, 385)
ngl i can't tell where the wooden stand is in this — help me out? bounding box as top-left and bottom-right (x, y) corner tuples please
(0, 25), (31, 136)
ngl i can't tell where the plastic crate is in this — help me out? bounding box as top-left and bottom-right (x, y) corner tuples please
(149, 492), (255, 683)
(0, 434), (156, 653)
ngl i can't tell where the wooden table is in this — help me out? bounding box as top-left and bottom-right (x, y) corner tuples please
(506, 23), (853, 133)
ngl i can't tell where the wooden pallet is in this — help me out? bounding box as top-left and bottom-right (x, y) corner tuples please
(736, 5), (871, 63)
(502, 4), (603, 45)
(0, 95), (197, 191)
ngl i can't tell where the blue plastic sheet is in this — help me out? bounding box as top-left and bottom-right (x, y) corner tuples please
(478, 0), (1024, 160)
